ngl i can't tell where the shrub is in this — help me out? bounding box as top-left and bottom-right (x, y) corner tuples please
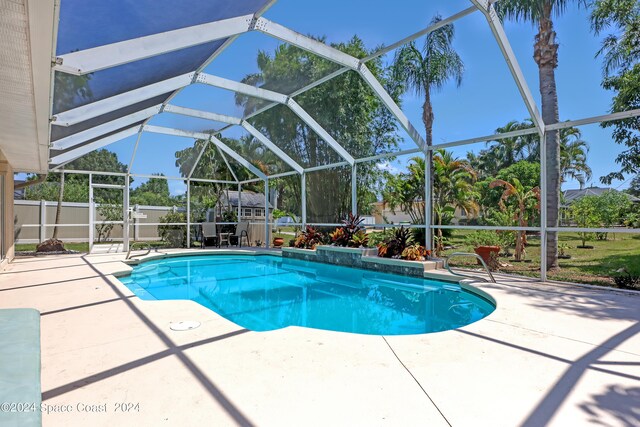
(464, 230), (502, 249)
(401, 244), (431, 261)
(613, 274), (640, 290)
(329, 213), (367, 247)
(293, 226), (323, 249)
(158, 211), (187, 247)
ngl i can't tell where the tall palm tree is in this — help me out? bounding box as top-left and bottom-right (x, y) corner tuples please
(433, 150), (479, 254)
(393, 14), (464, 248)
(496, 0), (586, 270)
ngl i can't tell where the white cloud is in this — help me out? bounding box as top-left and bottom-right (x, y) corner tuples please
(376, 161), (400, 174)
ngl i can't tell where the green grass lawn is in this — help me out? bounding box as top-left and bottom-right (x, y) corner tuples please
(442, 230), (640, 287)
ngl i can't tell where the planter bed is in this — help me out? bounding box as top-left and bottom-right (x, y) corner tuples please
(283, 245), (443, 277)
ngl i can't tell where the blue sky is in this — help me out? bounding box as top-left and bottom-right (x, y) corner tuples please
(93, 0), (629, 195)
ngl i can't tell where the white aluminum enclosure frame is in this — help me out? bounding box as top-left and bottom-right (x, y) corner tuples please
(142, 125), (267, 179)
(163, 104), (304, 174)
(53, 14), (257, 75)
(41, 1), (640, 278)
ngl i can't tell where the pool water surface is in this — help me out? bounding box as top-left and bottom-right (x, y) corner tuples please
(119, 255), (494, 335)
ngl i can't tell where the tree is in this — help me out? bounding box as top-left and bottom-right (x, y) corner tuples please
(569, 190), (632, 245)
(432, 150), (479, 254)
(382, 151), (478, 255)
(470, 120), (538, 178)
(470, 119), (591, 185)
(591, 0), (640, 184)
(570, 195), (601, 247)
(393, 15), (464, 248)
(476, 160), (541, 217)
(130, 174), (173, 206)
(626, 175), (640, 197)
(236, 36), (401, 223)
(559, 127), (592, 185)
(490, 178), (540, 261)
(496, 0), (587, 270)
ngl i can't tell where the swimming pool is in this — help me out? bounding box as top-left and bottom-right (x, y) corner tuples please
(119, 255), (495, 335)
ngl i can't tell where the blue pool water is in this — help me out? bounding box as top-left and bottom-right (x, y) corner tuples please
(119, 255), (494, 335)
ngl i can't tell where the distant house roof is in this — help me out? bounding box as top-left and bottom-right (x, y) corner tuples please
(563, 187), (640, 206)
(14, 180), (25, 200)
(219, 191), (273, 209)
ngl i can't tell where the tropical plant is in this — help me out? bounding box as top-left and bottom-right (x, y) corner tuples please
(350, 230), (370, 248)
(382, 151), (477, 254)
(330, 213), (368, 247)
(401, 244), (431, 261)
(294, 226), (323, 249)
(470, 120), (592, 187)
(433, 150), (479, 254)
(490, 178), (541, 261)
(496, 0), (587, 269)
(559, 127), (592, 185)
(377, 226), (413, 258)
(558, 242), (571, 257)
(393, 14), (464, 248)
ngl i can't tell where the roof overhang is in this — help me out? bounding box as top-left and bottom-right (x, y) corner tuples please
(0, 0), (56, 173)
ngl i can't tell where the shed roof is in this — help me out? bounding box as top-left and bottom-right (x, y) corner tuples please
(220, 191), (273, 209)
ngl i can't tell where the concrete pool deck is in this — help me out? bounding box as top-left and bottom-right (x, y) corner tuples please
(0, 250), (638, 426)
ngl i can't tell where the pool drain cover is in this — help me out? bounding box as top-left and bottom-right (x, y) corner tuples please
(169, 321), (201, 331)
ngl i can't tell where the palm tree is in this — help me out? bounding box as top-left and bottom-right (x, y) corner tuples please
(496, 0), (586, 270)
(490, 178), (541, 261)
(559, 127), (592, 185)
(393, 14), (464, 248)
(433, 150), (479, 254)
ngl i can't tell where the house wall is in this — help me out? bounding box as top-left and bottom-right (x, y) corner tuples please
(0, 151), (15, 270)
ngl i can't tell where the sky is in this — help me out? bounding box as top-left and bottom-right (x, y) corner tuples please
(63, 0), (631, 196)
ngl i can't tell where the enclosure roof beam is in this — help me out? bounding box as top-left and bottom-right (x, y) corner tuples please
(52, 104), (162, 151)
(216, 146), (240, 182)
(142, 125), (266, 179)
(186, 137), (214, 180)
(163, 104), (303, 173)
(431, 126), (539, 150)
(53, 14), (255, 75)
(197, 72), (354, 165)
(214, 5), (482, 140)
(163, 104), (242, 125)
(285, 99), (355, 165)
(197, 73), (288, 104)
(254, 18), (427, 153)
(50, 125), (141, 165)
(545, 108), (640, 131)
(470, 0), (544, 135)
(240, 121), (304, 174)
(52, 73), (193, 126)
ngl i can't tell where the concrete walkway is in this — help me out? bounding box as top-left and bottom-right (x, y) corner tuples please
(0, 252), (638, 427)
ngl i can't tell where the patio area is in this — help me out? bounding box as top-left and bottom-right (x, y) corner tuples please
(1, 251), (638, 426)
